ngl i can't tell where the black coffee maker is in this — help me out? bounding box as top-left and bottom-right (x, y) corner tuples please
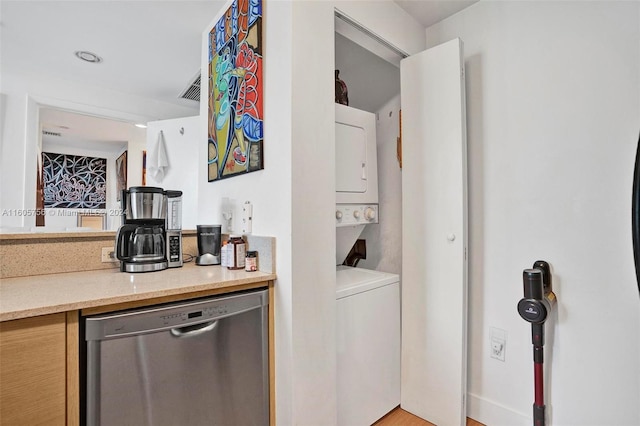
(116, 187), (168, 273)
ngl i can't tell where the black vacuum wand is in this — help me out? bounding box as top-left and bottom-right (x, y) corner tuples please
(517, 261), (556, 426)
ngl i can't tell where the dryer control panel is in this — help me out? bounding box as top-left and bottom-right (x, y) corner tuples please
(336, 204), (378, 227)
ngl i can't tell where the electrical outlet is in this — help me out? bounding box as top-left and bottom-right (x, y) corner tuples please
(101, 247), (117, 263)
(490, 327), (507, 361)
(491, 340), (504, 360)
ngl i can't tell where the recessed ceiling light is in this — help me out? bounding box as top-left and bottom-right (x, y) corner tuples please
(74, 51), (102, 63)
(135, 123), (147, 129)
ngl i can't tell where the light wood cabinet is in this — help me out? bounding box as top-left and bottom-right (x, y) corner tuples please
(0, 313), (67, 425)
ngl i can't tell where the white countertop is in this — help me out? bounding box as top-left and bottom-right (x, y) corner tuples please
(0, 263), (276, 321)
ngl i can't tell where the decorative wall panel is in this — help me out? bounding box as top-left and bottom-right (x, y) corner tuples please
(42, 152), (107, 209)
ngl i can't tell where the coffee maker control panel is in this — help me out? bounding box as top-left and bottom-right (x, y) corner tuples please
(166, 230), (183, 268)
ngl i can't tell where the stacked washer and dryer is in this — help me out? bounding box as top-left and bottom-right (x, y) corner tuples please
(335, 103), (401, 425)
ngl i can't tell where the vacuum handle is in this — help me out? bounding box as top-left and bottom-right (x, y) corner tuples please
(523, 269), (544, 300)
(533, 260), (552, 294)
(519, 269), (548, 325)
(633, 131), (640, 295)
(518, 261), (554, 326)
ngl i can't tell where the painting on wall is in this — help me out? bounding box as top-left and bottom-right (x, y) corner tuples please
(207, 0), (263, 182)
(116, 151), (127, 201)
(42, 152), (107, 209)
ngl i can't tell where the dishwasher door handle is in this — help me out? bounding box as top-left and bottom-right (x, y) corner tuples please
(170, 320), (218, 338)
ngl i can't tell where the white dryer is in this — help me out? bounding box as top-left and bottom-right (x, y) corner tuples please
(336, 266), (400, 426)
(335, 104), (380, 265)
(335, 103), (378, 205)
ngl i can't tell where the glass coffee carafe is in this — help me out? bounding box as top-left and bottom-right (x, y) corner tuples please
(116, 224), (166, 264)
(131, 226), (165, 262)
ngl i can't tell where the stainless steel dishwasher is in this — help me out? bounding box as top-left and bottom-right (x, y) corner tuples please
(84, 289), (269, 426)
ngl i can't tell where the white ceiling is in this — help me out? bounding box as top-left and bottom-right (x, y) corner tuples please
(1, 0), (477, 143)
(40, 108), (140, 154)
(1, 0), (225, 110)
(395, 0), (478, 28)
(1, 1), (477, 111)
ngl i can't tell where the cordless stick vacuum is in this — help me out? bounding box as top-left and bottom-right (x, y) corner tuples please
(518, 261), (556, 426)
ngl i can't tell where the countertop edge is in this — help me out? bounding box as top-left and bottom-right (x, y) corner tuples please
(0, 272), (276, 322)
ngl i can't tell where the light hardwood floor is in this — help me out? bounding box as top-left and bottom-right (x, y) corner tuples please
(373, 406), (485, 426)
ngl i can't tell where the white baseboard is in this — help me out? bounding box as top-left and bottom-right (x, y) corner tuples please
(467, 393), (531, 426)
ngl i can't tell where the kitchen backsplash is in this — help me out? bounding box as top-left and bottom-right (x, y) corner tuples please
(0, 232), (274, 278)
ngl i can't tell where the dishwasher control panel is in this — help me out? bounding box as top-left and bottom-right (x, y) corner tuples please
(85, 290), (268, 340)
(159, 304), (229, 324)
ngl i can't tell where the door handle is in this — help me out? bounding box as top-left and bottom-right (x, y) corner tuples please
(633, 131), (640, 295)
(361, 162), (367, 180)
(170, 320), (218, 338)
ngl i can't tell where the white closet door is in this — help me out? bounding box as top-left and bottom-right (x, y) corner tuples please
(400, 38), (468, 426)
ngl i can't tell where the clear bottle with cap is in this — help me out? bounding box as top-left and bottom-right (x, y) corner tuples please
(220, 240), (228, 267)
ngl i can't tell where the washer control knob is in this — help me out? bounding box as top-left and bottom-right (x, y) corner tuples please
(353, 210), (361, 219)
(364, 207), (376, 221)
(336, 210), (343, 220)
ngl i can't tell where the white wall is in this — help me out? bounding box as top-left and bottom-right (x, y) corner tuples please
(426, 2), (640, 425)
(146, 116), (199, 230)
(197, 1), (299, 423)
(358, 94), (403, 275)
(334, 32), (401, 113)
(197, 1), (424, 424)
(0, 69), (197, 228)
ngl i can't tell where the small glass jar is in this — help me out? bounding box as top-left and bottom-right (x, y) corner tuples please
(245, 251), (258, 272)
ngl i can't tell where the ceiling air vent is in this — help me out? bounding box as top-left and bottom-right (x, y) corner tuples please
(42, 130), (62, 137)
(179, 73), (201, 102)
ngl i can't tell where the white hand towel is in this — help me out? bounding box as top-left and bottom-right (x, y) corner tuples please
(149, 130), (170, 182)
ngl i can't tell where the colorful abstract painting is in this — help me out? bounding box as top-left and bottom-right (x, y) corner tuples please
(208, 0), (263, 181)
(42, 152), (106, 209)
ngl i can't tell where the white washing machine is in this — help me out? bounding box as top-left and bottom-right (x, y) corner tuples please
(336, 265), (400, 426)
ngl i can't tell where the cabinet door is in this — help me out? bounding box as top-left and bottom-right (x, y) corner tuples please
(0, 313), (67, 425)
